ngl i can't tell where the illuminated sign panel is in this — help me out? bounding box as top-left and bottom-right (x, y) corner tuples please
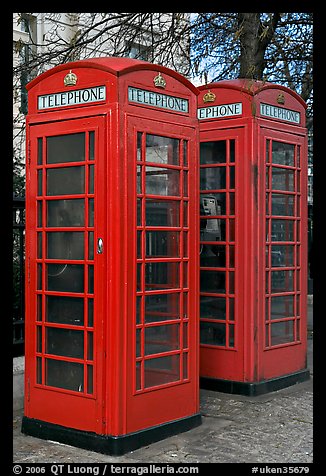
(260, 103), (300, 124)
(198, 102), (242, 120)
(128, 86), (189, 113)
(38, 86), (106, 110)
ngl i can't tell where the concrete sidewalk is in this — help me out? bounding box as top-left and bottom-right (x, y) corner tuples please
(13, 301), (313, 464)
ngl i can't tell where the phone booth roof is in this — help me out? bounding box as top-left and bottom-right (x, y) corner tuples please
(197, 78), (307, 127)
(26, 56), (199, 118)
(27, 56), (199, 92)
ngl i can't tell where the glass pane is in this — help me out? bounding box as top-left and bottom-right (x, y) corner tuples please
(47, 264), (84, 293)
(38, 170), (42, 195)
(145, 167), (180, 196)
(37, 233), (42, 258)
(229, 140), (235, 163)
(271, 245), (294, 267)
(46, 166), (85, 195)
(145, 324), (179, 355)
(137, 264), (142, 291)
(145, 135), (179, 165)
(183, 171), (188, 197)
(137, 198), (142, 227)
(144, 355), (180, 388)
(88, 165), (94, 194)
(272, 167), (294, 191)
(46, 359), (84, 392)
(200, 244), (226, 267)
(145, 262), (179, 290)
(229, 192), (235, 215)
(88, 298), (94, 327)
(200, 141), (226, 164)
(183, 353), (188, 379)
(37, 138), (43, 165)
(200, 296), (226, 320)
(145, 231), (179, 257)
(136, 329), (141, 357)
(200, 321), (226, 346)
(47, 199), (84, 227)
(200, 270), (226, 293)
(87, 365), (93, 394)
(47, 232), (84, 259)
(271, 194), (295, 216)
(271, 295), (294, 319)
(145, 293), (180, 323)
(46, 328), (84, 359)
(229, 324), (235, 347)
(145, 199), (179, 226)
(46, 133), (85, 164)
(137, 166), (142, 194)
(37, 326), (42, 352)
(37, 295), (42, 321)
(46, 295), (84, 326)
(88, 232), (94, 260)
(229, 271), (235, 293)
(200, 167), (226, 190)
(87, 332), (93, 360)
(88, 199), (94, 227)
(137, 132), (143, 161)
(272, 141), (295, 166)
(271, 321), (294, 345)
(89, 131), (94, 161)
(271, 270), (294, 293)
(183, 322), (188, 348)
(183, 141), (188, 166)
(229, 298), (235, 320)
(271, 220), (294, 241)
(38, 201), (43, 227)
(88, 265), (94, 294)
(229, 245), (235, 267)
(137, 231), (142, 258)
(229, 219), (235, 241)
(136, 296), (142, 324)
(136, 362), (141, 390)
(37, 264), (42, 290)
(229, 166), (235, 189)
(36, 357), (42, 384)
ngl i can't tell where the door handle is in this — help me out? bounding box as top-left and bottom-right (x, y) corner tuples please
(97, 238), (104, 254)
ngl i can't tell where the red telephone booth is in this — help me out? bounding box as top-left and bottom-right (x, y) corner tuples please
(197, 79), (310, 395)
(22, 57), (201, 454)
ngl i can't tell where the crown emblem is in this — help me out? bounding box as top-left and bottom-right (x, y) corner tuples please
(203, 90), (216, 103)
(277, 93), (285, 105)
(64, 70), (78, 87)
(153, 72), (166, 89)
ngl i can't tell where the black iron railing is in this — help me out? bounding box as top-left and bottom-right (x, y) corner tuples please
(13, 196), (25, 357)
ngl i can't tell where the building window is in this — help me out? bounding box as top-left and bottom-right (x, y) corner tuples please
(126, 41), (152, 62)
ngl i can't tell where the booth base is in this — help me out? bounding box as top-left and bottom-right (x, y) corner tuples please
(21, 413), (202, 456)
(200, 369), (310, 396)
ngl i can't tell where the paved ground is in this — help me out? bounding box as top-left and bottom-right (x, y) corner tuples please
(13, 302), (313, 465)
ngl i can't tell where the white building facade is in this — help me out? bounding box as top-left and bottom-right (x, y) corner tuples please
(13, 12), (191, 192)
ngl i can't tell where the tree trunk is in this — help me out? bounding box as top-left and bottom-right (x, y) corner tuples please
(238, 13), (280, 80)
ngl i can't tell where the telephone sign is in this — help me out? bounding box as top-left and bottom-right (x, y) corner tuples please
(38, 85), (106, 110)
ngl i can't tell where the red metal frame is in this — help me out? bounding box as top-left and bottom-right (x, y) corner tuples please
(24, 57), (200, 446)
(197, 80), (308, 390)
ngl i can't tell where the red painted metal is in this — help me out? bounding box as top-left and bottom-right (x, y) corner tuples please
(197, 79), (308, 387)
(24, 57), (199, 442)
